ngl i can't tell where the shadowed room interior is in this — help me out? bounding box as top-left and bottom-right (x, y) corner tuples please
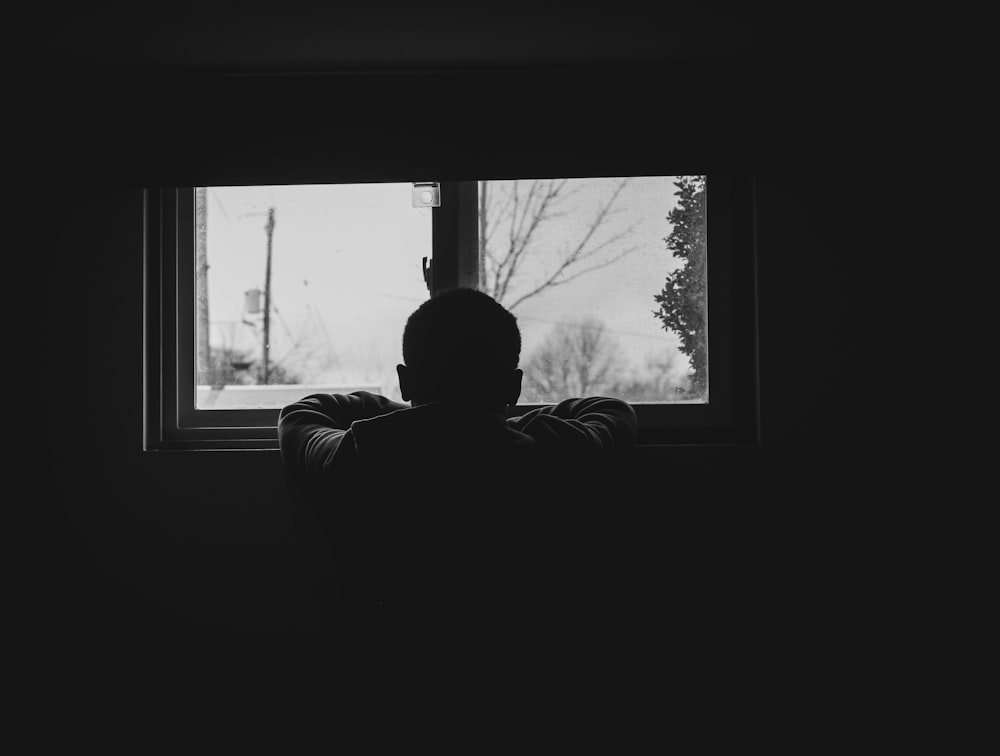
(10, 4), (968, 751)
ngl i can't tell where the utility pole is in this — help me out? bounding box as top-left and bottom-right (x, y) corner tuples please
(261, 207), (275, 385)
(195, 187), (211, 382)
(478, 181), (488, 290)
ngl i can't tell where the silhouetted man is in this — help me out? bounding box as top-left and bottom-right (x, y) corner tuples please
(278, 287), (636, 744)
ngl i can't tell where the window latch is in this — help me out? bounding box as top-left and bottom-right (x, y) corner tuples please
(412, 182), (441, 208)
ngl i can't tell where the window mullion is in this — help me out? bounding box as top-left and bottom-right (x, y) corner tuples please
(430, 181), (479, 295)
(456, 181), (480, 291)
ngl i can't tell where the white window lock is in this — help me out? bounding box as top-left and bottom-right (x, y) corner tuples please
(412, 182), (441, 207)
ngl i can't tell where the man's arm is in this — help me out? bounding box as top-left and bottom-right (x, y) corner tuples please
(277, 391), (409, 486)
(507, 396), (638, 455)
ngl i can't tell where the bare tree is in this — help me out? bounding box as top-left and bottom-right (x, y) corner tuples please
(609, 350), (691, 402)
(479, 178), (642, 311)
(521, 317), (625, 402)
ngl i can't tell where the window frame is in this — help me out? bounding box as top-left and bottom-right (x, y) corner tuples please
(144, 176), (759, 451)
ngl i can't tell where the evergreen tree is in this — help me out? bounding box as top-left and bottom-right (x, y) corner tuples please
(652, 176), (708, 397)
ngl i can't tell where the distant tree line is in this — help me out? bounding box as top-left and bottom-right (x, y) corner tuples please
(200, 346), (302, 388)
(520, 317), (692, 403)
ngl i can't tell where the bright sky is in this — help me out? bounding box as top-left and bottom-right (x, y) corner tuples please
(203, 176), (694, 401)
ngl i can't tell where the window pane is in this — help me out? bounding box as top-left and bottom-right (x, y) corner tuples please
(195, 184), (431, 409)
(477, 176), (708, 404)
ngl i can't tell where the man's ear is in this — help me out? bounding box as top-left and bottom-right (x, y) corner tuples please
(507, 368), (523, 406)
(396, 364), (412, 402)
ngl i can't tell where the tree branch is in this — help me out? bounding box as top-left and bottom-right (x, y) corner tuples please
(505, 241), (642, 311)
(484, 177), (639, 311)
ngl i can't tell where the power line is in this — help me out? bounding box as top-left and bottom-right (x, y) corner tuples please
(209, 189), (230, 222)
(270, 299), (300, 348)
(515, 313), (672, 342)
(302, 279), (337, 359)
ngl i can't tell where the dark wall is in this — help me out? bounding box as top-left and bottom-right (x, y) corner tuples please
(15, 65), (957, 751)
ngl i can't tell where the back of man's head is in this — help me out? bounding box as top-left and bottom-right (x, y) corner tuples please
(400, 288), (522, 407)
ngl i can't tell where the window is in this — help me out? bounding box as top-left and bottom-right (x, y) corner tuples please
(145, 176), (758, 450)
(194, 183), (430, 410)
